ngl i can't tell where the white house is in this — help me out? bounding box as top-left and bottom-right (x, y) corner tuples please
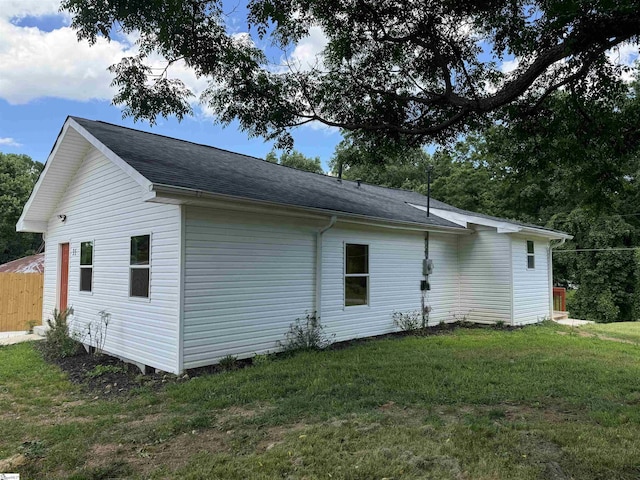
(17, 117), (571, 374)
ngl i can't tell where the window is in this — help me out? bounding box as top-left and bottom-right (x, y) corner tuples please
(130, 235), (150, 298)
(527, 240), (535, 269)
(345, 243), (369, 306)
(79, 241), (93, 292)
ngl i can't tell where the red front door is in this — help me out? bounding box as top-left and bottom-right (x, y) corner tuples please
(59, 243), (69, 312)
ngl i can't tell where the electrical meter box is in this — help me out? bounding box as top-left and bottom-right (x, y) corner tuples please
(422, 259), (434, 276)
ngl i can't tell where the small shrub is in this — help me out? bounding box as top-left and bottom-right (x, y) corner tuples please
(495, 320), (506, 329)
(252, 353), (272, 367)
(392, 310), (422, 332)
(219, 354), (239, 370)
(41, 308), (82, 359)
(84, 310), (111, 355)
(85, 364), (125, 379)
(25, 319), (38, 334)
(278, 312), (334, 352)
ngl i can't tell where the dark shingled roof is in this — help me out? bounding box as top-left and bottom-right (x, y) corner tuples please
(70, 117), (565, 235)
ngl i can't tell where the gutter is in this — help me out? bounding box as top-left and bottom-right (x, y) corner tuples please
(148, 183), (468, 235)
(548, 238), (567, 320)
(316, 216), (338, 320)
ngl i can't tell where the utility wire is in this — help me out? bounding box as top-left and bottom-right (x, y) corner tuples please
(554, 247), (640, 253)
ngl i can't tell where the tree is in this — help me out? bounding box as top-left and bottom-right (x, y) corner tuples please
(62, 0), (640, 149)
(330, 75), (640, 322)
(0, 153), (43, 264)
(330, 132), (503, 214)
(266, 150), (324, 174)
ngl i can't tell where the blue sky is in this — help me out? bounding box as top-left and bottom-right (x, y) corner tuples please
(0, 1), (341, 168)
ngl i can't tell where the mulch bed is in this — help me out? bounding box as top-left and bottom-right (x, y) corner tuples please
(34, 342), (177, 398)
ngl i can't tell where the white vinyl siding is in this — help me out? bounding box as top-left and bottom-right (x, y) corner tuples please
(182, 207), (317, 369)
(320, 226), (460, 340)
(512, 236), (550, 324)
(426, 232), (460, 324)
(42, 147), (181, 373)
(458, 227), (513, 324)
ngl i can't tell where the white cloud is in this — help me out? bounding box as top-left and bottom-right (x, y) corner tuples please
(1, 0), (63, 20)
(500, 58), (520, 74)
(607, 42), (639, 82)
(0, 1), (210, 106)
(286, 25), (328, 71)
(0, 137), (21, 147)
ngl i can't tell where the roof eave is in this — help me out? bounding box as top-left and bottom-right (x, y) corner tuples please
(148, 183), (470, 234)
(424, 206), (572, 240)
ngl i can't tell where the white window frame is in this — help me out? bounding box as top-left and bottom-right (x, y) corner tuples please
(344, 242), (370, 307)
(526, 240), (535, 269)
(129, 233), (151, 300)
(79, 240), (94, 294)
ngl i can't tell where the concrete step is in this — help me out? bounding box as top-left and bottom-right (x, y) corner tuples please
(553, 311), (569, 321)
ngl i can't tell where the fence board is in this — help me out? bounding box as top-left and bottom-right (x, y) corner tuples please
(0, 273), (43, 332)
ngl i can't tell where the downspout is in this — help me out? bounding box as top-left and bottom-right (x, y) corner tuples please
(548, 238), (566, 320)
(316, 216), (338, 320)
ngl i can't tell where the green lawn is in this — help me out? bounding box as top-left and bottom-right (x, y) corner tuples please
(2, 322), (640, 479)
(581, 321), (640, 344)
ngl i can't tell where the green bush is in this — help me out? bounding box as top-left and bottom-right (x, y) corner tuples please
(219, 354), (238, 371)
(41, 308), (82, 359)
(278, 312), (334, 352)
(392, 310), (422, 332)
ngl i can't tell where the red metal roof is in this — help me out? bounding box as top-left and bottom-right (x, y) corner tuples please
(0, 253), (44, 273)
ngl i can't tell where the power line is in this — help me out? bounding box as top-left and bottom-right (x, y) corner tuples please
(554, 247), (640, 253)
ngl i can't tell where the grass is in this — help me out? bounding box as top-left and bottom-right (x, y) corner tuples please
(2, 322), (640, 479)
(581, 321), (640, 344)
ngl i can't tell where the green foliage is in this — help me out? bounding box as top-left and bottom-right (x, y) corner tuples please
(42, 308), (82, 359)
(392, 310), (422, 332)
(251, 353), (272, 367)
(278, 312), (334, 352)
(85, 364), (125, 379)
(0, 152), (43, 263)
(219, 354), (239, 371)
(265, 150), (324, 174)
(61, 0), (640, 147)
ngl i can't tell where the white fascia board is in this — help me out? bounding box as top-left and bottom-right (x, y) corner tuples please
(16, 219), (48, 233)
(420, 206), (571, 240)
(17, 118), (154, 233)
(149, 184), (470, 234)
(17, 122), (72, 232)
(67, 118), (153, 192)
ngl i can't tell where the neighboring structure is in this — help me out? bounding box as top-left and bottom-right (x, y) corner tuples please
(0, 253), (44, 334)
(17, 117), (572, 373)
(0, 253), (44, 274)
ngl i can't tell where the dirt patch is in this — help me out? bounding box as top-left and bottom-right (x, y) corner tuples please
(256, 423), (308, 452)
(0, 454), (27, 471)
(556, 330), (638, 345)
(86, 428), (230, 476)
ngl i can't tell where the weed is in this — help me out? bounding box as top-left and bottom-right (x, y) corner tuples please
(252, 353), (272, 367)
(392, 310), (422, 332)
(19, 440), (46, 458)
(84, 310), (111, 355)
(277, 312), (334, 352)
(495, 320), (506, 329)
(25, 319), (38, 334)
(219, 354), (239, 371)
(41, 308), (83, 359)
(85, 364), (126, 379)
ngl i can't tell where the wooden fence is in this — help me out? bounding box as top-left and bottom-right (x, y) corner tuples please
(0, 273), (43, 332)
